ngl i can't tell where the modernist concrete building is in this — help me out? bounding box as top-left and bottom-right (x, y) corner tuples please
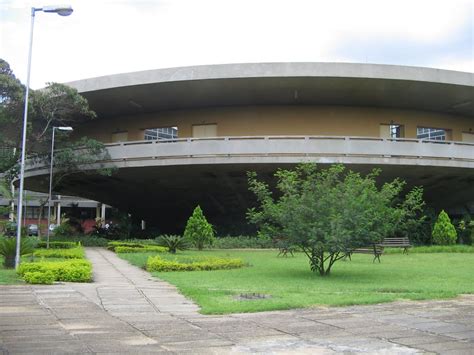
(22, 63), (474, 234)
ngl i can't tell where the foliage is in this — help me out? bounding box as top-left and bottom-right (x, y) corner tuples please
(22, 271), (55, 284)
(393, 186), (426, 241)
(146, 255), (244, 272)
(0, 237), (36, 268)
(213, 235), (274, 249)
(107, 241), (146, 251)
(0, 59), (99, 175)
(119, 249), (474, 314)
(183, 205), (215, 250)
(33, 247), (85, 259)
(455, 215), (474, 245)
(47, 235), (108, 247)
(247, 164), (425, 276)
(432, 210), (457, 245)
(37, 241), (79, 249)
(115, 245), (168, 253)
(156, 234), (190, 254)
(18, 259), (92, 282)
(384, 245), (474, 253)
(52, 218), (76, 237)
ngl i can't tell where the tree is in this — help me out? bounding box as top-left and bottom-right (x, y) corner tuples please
(432, 210), (457, 245)
(183, 205), (215, 250)
(0, 58), (113, 238)
(247, 164), (425, 276)
(0, 58), (97, 175)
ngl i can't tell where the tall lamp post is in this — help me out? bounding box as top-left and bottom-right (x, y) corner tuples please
(46, 126), (73, 248)
(15, 5), (73, 269)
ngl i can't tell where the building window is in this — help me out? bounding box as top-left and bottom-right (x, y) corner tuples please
(417, 127), (447, 141)
(144, 127), (178, 141)
(390, 124), (403, 138)
(380, 124), (404, 138)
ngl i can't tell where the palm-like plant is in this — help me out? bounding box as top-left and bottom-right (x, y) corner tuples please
(0, 237), (36, 268)
(156, 234), (189, 254)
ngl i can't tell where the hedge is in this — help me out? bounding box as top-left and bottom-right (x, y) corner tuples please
(23, 271), (55, 284)
(384, 245), (474, 254)
(18, 260), (92, 283)
(36, 241), (79, 249)
(115, 245), (168, 253)
(33, 246), (85, 259)
(147, 256), (244, 272)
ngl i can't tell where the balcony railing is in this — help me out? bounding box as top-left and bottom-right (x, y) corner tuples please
(104, 135), (474, 163)
(24, 136), (474, 176)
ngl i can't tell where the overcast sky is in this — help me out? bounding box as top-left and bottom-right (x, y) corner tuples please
(1, 0), (473, 89)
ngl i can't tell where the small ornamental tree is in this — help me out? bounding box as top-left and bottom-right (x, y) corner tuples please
(247, 164), (425, 276)
(184, 205), (215, 250)
(432, 210), (457, 245)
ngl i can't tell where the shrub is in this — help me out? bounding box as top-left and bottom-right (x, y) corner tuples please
(37, 241), (79, 249)
(213, 235), (274, 249)
(156, 235), (189, 254)
(18, 260), (92, 282)
(48, 235), (108, 247)
(146, 255), (244, 272)
(184, 206), (215, 250)
(23, 271), (55, 284)
(0, 237), (37, 268)
(107, 241), (146, 251)
(384, 245), (474, 254)
(432, 210), (457, 245)
(33, 247), (85, 259)
(115, 245), (168, 253)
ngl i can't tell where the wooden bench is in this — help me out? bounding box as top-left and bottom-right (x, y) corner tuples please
(345, 244), (384, 263)
(380, 237), (412, 254)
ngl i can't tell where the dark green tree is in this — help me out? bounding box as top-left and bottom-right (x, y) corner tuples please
(432, 210), (457, 245)
(183, 205), (215, 250)
(247, 164), (425, 276)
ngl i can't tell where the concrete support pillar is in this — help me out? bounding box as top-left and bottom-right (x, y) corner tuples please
(56, 201), (61, 225)
(101, 204), (106, 226)
(9, 182), (15, 222)
(96, 205), (100, 220)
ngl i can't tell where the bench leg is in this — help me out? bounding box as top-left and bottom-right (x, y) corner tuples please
(373, 254), (381, 263)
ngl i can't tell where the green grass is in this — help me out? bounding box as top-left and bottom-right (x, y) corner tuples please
(0, 257), (23, 284)
(119, 249), (474, 314)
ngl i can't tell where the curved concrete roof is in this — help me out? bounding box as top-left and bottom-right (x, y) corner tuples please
(66, 62), (474, 118)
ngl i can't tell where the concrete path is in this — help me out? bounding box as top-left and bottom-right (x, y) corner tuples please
(0, 248), (473, 354)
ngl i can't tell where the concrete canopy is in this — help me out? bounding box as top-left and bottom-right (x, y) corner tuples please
(67, 62), (474, 118)
(22, 63), (474, 234)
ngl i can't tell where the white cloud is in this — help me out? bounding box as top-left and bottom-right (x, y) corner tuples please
(1, 0), (472, 88)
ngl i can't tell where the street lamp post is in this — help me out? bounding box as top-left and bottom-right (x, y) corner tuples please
(15, 5), (73, 269)
(46, 126), (73, 248)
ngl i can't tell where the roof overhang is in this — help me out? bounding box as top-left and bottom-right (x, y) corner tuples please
(66, 62), (474, 118)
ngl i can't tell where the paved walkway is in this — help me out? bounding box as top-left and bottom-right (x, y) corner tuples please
(1, 248), (473, 354)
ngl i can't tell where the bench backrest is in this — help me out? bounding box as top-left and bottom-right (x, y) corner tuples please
(381, 237), (411, 246)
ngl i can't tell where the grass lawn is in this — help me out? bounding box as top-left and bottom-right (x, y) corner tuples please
(0, 257), (23, 285)
(119, 250), (474, 314)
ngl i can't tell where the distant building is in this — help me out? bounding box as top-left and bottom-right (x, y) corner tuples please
(20, 63), (474, 234)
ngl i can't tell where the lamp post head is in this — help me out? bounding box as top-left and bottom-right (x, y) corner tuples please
(42, 5), (73, 16)
(56, 126), (74, 131)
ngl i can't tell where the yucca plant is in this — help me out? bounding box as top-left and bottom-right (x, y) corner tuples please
(156, 234), (189, 254)
(0, 237), (36, 268)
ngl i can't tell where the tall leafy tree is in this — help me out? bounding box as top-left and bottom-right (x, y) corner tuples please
(0, 58), (112, 235)
(247, 164), (425, 276)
